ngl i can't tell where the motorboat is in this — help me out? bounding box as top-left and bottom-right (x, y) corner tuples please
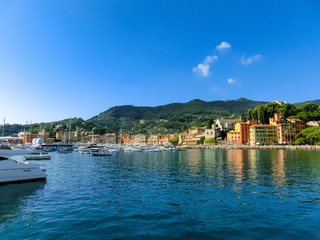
(79, 146), (91, 154)
(57, 147), (73, 153)
(0, 145), (47, 185)
(123, 147), (142, 152)
(144, 148), (162, 152)
(92, 149), (112, 156)
(24, 152), (51, 160)
(0, 145), (35, 158)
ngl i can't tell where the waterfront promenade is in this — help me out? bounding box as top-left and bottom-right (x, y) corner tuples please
(178, 144), (320, 151)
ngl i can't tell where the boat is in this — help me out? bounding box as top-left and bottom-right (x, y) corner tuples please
(92, 149), (112, 156)
(144, 148), (162, 152)
(57, 147), (73, 153)
(123, 147), (142, 152)
(0, 145), (47, 185)
(0, 145), (35, 158)
(24, 152), (51, 160)
(79, 146), (91, 154)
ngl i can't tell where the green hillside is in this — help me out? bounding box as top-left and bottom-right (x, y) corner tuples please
(294, 99), (320, 106)
(87, 98), (268, 134)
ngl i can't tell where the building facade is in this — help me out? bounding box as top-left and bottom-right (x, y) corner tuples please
(270, 113), (305, 144)
(216, 118), (243, 131)
(249, 125), (277, 146)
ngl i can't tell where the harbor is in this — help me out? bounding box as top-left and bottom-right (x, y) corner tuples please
(1, 148), (320, 239)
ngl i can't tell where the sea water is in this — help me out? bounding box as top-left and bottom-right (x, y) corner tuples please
(1, 149), (320, 239)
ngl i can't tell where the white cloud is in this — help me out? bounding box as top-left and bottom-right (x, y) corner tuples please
(204, 55), (218, 64)
(227, 78), (236, 84)
(240, 54), (263, 65)
(193, 55), (218, 77)
(216, 41), (231, 51)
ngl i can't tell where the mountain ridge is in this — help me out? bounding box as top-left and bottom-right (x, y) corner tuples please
(87, 98), (269, 134)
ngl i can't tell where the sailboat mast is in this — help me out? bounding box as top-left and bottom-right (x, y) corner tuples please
(2, 117), (5, 137)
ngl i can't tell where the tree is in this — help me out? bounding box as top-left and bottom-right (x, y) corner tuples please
(294, 137), (306, 145)
(206, 119), (214, 129)
(198, 136), (205, 145)
(277, 103), (296, 118)
(296, 103), (318, 112)
(169, 137), (179, 146)
(247, 109), (253, 120)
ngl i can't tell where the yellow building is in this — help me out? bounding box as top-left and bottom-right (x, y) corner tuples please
(188, 126), (206, 134)
(227, 131), (241, 144)
(132, 134), (147, 144)
(249, 125), (277, 146)
(147, 135), (160, 144)
(56, 132), (76, 142)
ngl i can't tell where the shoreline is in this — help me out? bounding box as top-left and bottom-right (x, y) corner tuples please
(177, 144), (320, 151)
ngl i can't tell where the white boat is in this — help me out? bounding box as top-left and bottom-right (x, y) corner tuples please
(79, 146), (92, 154)
(0, 145), (35, 158)
(24, 152), (51, 160)
(92, 149), (112, 156)
(123, 147), (142, 152)
(144, 148), (162, 152)
(0, 146), (47, 185)
(57, 147), (73, 153)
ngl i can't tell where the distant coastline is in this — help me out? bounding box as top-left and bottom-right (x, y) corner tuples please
(178, 144), (320, 151)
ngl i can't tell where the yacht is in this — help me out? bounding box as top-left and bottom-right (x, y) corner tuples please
(92, 149), (112, 156)
(0, 145), (47, 185)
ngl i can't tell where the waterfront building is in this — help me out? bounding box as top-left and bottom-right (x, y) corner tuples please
(56, 131), (75, 142)
(147, 135), (160, 145)
(269, 113), (305, 144)
(159, 134), (170, 145)
(81, 134), (103, 144)
(103, 133), (117, 144)
(205, 125), (221, 140)
(44, 138), (55, 143)
(235, 122), (250, 144)
(188, 126), (206, 134)
(121, 134), (132, 144)
(132, 134), (147, 144)
(216, 118), (243, 131)
(18, 132), (38, 144)
(183, 135), (201, 144)
(226, 120), (257, 144)
(226, 131), (241, 144)
(249, 125), (277, 146)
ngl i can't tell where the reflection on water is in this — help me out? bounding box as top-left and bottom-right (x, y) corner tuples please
(0, 182), (45, 223)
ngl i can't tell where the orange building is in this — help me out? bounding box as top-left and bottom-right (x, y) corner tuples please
(159, 135), (171, 145)
(227, 120), (257, 144)
(18, 132), (38, 144)
(121, 134), (132, 144)
(235, 123), (250, 144)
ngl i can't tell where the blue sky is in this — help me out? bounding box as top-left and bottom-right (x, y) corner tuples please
(0, 0), (319, 124)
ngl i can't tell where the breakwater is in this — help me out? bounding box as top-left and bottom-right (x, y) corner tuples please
(177, 144), (320, 150)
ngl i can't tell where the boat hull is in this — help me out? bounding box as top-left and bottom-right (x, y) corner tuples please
(0, 159), (47, 185)
(24, 155), (51, 160)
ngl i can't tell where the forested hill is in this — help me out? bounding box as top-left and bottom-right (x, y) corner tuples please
(87, 98), (268, 134)
(295, 99), (320, 106)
